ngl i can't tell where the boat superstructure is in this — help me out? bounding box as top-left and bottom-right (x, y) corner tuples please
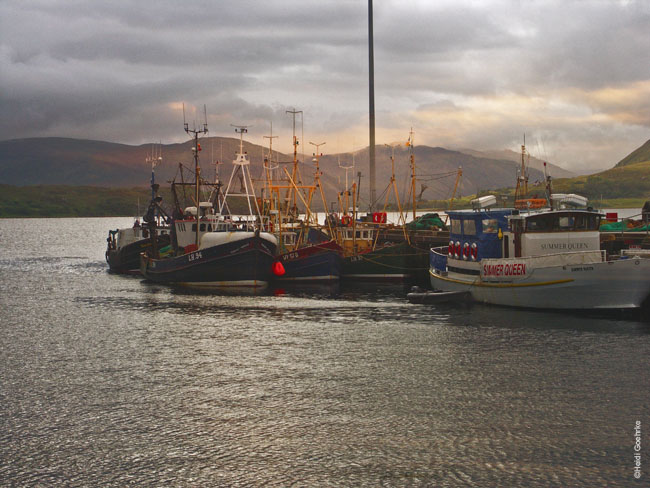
(106, 145), (170, 274)
(429, 195), (650, 309)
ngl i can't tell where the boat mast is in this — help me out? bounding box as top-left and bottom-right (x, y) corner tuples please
(543, 161), (554, 210)
(147, 143), (163, 201)
(263, 122), (279, 205)
(146, 143), (163, 222)
(309, 141), (328, 230)
(515, 134), (529, 204)
(184, 104), (208, 247)
(368, 0), (376, 212)
(384, 143), (408, 241)
(408, 128), (416, 220)
(339, 152), (354, 218)
(286, 108), (303, 218)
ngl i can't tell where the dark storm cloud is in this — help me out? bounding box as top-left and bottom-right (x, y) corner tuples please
(0, 0), (648, 171)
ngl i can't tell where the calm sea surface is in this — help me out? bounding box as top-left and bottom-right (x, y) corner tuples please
(1, 217), (648, 487)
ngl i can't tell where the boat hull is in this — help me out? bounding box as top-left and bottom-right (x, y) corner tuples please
(430, 254), (650, 310)
(275, 241), (342, 282)
(342, 241), (428, 281)
(106, 234), (170, 274)
(141, 234), (276, 287)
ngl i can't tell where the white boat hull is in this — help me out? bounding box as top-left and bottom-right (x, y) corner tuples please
(430, 256), (650, 310)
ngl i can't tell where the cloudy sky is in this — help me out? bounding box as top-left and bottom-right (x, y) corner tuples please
(1, 0), (649, 173)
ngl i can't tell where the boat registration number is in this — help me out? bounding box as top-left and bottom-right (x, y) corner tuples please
(188, 251), (203, 262)
(282, 252), (299, 261)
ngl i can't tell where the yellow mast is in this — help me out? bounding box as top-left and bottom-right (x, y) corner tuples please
(285, 108), (303, 218)
(262, 123), (278, 210)
(408, 128), (417, 221)
(444, 167), (463, 225)
(309, 141), (334, 237)
(384, 143), (408, 242)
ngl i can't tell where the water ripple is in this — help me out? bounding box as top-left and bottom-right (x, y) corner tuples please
(1, 218), (649, 486)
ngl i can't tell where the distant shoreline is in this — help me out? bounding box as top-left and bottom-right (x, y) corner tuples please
(0, 184), (646, 218)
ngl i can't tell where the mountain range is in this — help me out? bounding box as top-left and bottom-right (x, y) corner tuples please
(0, 137), (574, 206)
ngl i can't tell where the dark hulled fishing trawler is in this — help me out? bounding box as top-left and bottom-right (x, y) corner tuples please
(140, 118), (277, 288)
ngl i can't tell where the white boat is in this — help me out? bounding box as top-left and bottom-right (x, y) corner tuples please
(429, 197), (650, 310)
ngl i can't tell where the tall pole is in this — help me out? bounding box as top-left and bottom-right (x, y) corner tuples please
(368, 0), (376, 212)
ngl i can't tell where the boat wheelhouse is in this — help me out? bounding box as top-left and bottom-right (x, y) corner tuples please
(106, 222), (170, 274)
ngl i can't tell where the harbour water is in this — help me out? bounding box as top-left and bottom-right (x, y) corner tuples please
(1, 217), (648, 487)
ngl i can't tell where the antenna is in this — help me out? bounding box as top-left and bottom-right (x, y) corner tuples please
(310, 140), (326, 178)
(183, 104), (208, 247)
(286, 108), (303, 160)
(231, 124), (249, 158)
(309, 141), (326, 159)
(263, 123), (279, 200)
(285, 108), (303, 216)
(339, 151), (354, 192)
(263, 122), (279, 170)
(147, 142), (164, 202)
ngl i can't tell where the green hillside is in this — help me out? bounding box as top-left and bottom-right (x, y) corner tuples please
(519, 139), (650, 206)
(0, 184), (253, 218)
(615, 139), (650, 167)
(525, 160), (650, 207)
(0, 185), (158, 217)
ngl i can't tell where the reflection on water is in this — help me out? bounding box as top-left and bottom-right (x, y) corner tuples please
(1, 218), (649, 487)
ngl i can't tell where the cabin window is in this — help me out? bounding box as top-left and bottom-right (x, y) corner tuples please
(557, 216), (574, 230)
(575, 214), (600, 230)
(356, 231), (361, 239)
(200, 223), (206, 232)
(207, 224), (213, 232)
(482, 219), (498, 233)
(191, 224), (197, 232)
(526, 215), (550, 231)
(524, 212), (600, 232)
(451, 219), (461, 234)
(463, 220), (477, 236)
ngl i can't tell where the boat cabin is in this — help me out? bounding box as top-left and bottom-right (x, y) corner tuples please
(446, 208), (512, 262)
(504, 209), (602, 258)
(114, 223), (168, 250)
(443, 205), (603, 263)
(337, 226), (375, 255)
